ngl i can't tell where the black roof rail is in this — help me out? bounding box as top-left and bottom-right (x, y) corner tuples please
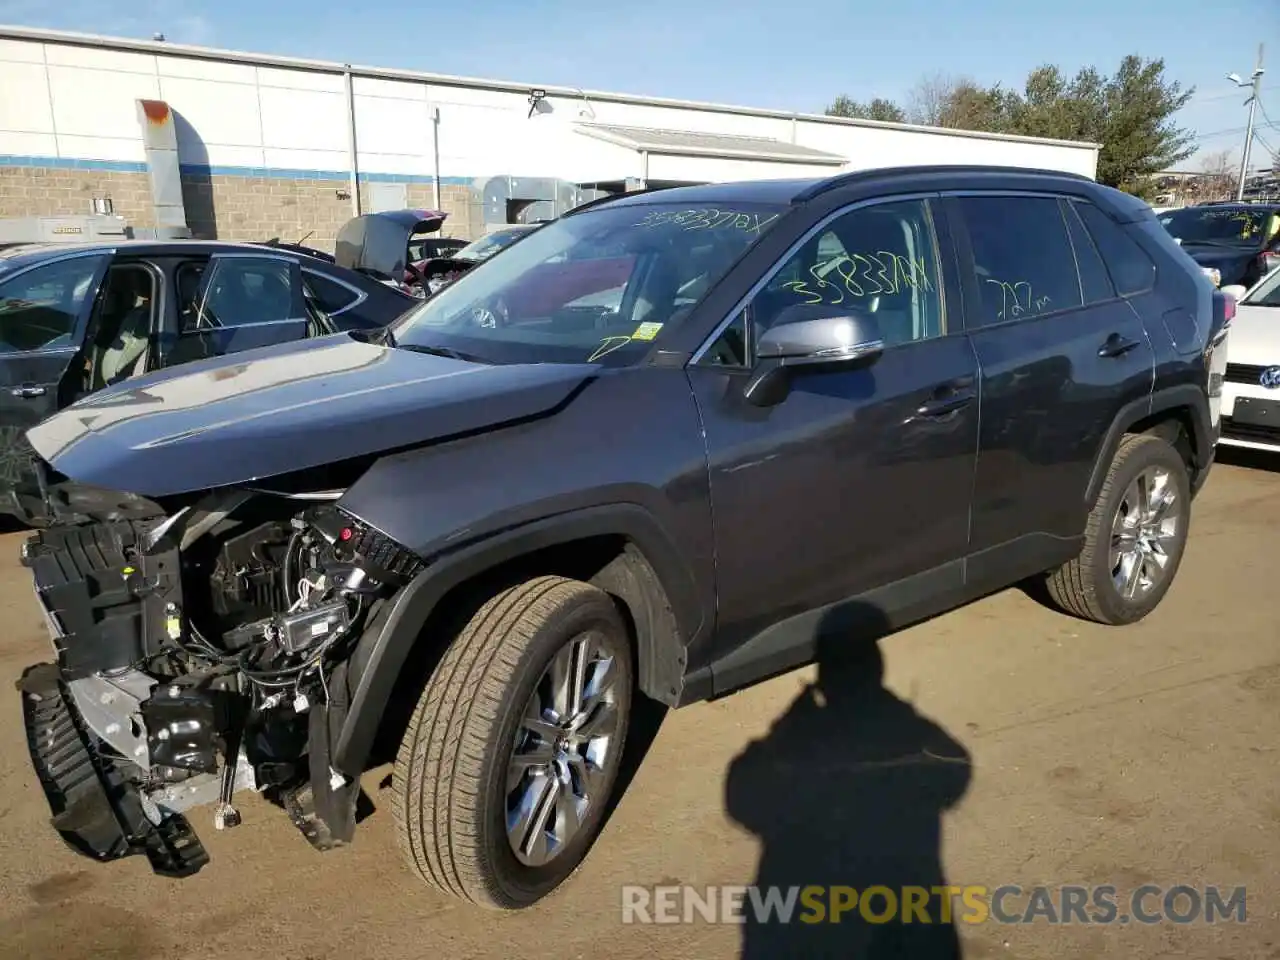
(562, 185), (676, 217)
(791, 164), (1096, 204)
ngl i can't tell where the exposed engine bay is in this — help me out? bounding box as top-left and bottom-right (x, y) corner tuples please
(18, 493), (423, 877)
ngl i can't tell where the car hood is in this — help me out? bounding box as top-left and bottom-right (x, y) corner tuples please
(27, 333), (595, 498)
(1226, 304), (1280, 367)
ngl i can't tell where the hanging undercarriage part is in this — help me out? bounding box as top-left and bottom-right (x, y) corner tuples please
(18, 493), (424, 876)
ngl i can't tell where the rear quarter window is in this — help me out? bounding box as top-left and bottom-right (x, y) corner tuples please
(1075, 201), (1157, 296)
(303, 270), (362, 316)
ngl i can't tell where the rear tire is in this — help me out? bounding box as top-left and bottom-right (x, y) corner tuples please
(1046, 434), (1191, 625)
(392, 575), (633, 909)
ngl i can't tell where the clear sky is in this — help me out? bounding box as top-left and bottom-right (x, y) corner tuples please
(1, 0), (1276, 169)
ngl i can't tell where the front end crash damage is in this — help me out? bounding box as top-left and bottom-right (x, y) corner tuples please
(18, 484), (424, 877)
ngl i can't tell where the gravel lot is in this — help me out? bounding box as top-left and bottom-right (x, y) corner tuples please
(1, 453), (1277, 960)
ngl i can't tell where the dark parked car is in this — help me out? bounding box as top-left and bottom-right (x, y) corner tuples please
(334, 208), (462, 296)
(1157, 202), (1280, 288)
(15, 167), (1228, 911)
(0, 240), (416, 522)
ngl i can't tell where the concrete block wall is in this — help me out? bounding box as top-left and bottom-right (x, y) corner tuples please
(0, 163), (488, 252)
(0, 165), (158, 227)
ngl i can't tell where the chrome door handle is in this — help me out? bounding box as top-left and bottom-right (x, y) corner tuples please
(11, 385), (46, 399)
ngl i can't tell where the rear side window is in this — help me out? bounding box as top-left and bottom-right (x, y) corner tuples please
(956, 196), (1083, 328)
(180, 257), (297, 331)
(1062, 201), (1115, 304)
(303, 270), (361, 316)
(1074, 201), (1156, 296)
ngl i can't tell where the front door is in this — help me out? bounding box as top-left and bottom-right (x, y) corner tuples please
(947, 193), (1156, 578)
(0, 252), (108, 513)
(161, 254), (310, 368)
(686, 197), (979, 686)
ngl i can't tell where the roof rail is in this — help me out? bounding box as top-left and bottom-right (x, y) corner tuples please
(791, 164), (1096, 204)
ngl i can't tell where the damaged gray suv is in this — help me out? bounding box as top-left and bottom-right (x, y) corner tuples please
(15, 166), (1228, 909)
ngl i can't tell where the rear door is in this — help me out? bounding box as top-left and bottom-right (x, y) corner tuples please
(162, 253), (308, 368)
(0, 252), (108, 505)
(948, 192), (1155, 584)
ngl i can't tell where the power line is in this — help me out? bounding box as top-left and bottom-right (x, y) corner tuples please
(1191, 84), (1278, 104)
(1192, 126), (1248, 141)
(1252, 132), (1277, 159)
(1258, 98), (1277, 130)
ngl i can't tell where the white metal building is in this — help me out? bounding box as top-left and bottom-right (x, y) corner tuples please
(0, 25), (1101, 245)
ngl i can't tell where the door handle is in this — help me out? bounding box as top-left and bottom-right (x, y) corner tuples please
(1098, 333), (1142, 358)
(914, 391), (976, 418)
(10, 384), (46, 399)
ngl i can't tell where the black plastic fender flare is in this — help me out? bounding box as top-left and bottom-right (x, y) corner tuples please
(331, 503), (706, 776)
(1084, 384), (1213, 507)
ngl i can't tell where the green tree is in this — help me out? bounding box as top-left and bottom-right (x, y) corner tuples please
(825, 95), (906, 123)
(830, 55), (1196, 197)
(1093, 56), (1195, 195)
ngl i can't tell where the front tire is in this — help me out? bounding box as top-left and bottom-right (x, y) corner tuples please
(1046, 434), (1191, 625)
(392, 575), (633, 909)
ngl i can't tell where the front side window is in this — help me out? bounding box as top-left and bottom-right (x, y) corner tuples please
(957, 196), (1083, 328)
(702, 199), (945, 366)
(0, 255), (103, 352)
(391, 201), (786, 366)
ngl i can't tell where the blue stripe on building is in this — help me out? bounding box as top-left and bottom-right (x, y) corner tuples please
(0, 154), (471, 185)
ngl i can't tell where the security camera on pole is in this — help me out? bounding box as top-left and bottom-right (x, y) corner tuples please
(1228, 44), (1265, 202)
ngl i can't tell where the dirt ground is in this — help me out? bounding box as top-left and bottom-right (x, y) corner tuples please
(0, 453), (1278, 960)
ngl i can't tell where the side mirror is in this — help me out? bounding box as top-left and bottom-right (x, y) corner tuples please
(1221, 284), (1248, 302)
(745, 306), (884, 407)
(756, 307), (885, 366)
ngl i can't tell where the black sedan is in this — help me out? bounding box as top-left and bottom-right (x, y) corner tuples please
(0, 239), (415, 520)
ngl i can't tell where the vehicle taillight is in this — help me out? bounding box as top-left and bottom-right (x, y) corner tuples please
(1223, 292), (1237, 325)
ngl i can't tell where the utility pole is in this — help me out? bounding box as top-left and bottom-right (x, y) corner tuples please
(1230, 44), (1265, 201)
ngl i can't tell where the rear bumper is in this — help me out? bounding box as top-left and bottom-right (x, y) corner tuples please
(17, 662), (209, 878)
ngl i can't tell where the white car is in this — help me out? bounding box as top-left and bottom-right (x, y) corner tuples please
(1220, 269), (1280, 452)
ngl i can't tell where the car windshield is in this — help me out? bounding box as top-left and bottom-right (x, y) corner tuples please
(455, 227), (536, 263)
(1243, 266), (1280, 306)
(390, 200), (786, 366)
(1158, 206), (1279, 248)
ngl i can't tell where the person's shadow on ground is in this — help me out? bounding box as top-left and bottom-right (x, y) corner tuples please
(724, 606), (973, 958)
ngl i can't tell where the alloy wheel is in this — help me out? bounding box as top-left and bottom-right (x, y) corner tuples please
(1110, 465), (1181, 601)
(505, 630), (624, 867)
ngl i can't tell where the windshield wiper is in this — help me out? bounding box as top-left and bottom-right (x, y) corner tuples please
(397, 343), (490, 364)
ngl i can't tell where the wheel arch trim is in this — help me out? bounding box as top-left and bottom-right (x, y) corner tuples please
(332, 503), (704, 775)
(1085, 384), (1212, 506)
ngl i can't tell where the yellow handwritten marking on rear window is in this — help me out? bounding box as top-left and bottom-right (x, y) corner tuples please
(631, 322), (663, 341)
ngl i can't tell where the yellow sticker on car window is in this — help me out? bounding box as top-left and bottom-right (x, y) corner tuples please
(632, 322), (664, 341)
